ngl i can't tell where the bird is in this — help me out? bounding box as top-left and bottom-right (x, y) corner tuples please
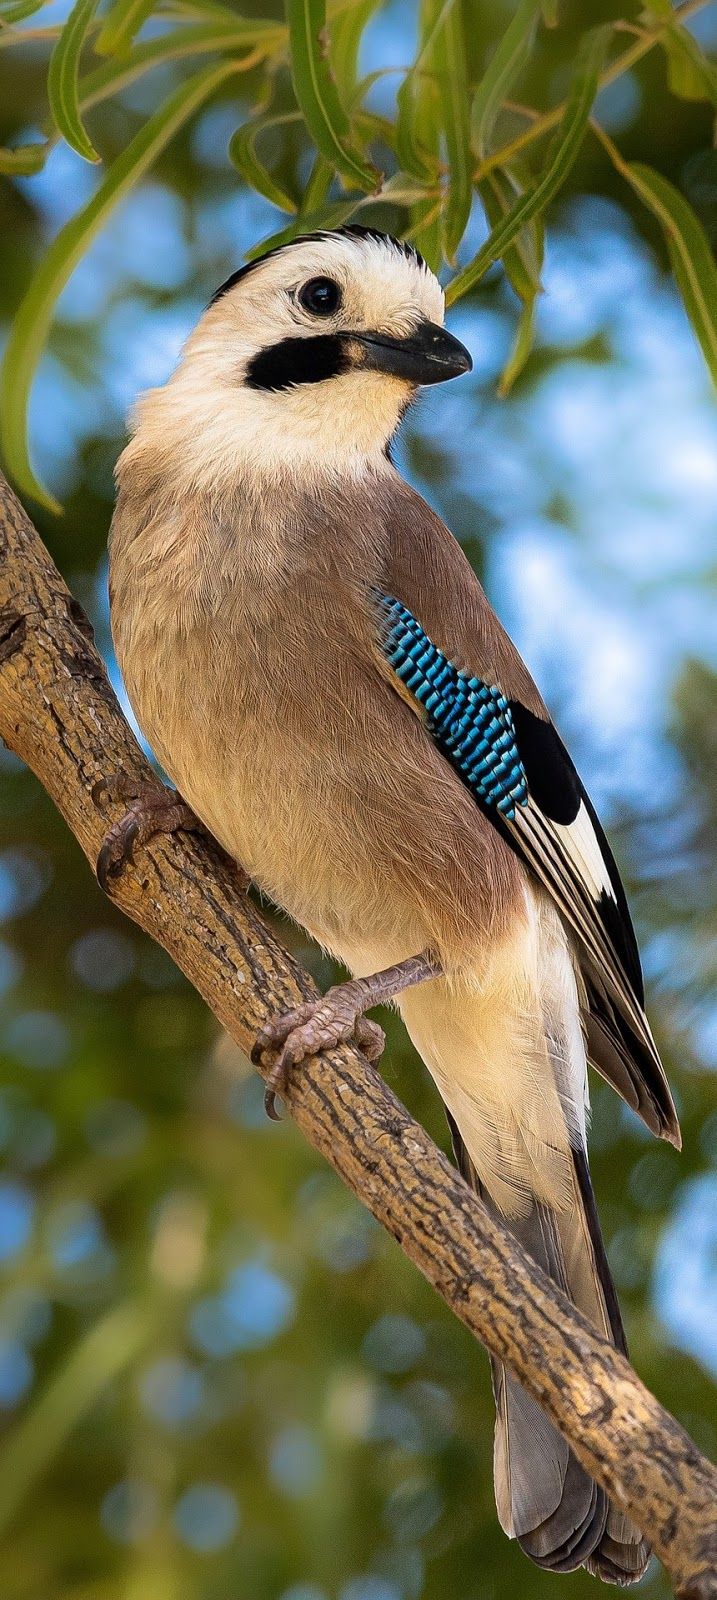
(107, 224), (680, 1583)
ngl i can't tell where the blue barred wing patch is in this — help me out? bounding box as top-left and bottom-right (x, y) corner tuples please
(376, 593), (528, 820)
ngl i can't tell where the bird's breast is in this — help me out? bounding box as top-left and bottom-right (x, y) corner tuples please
(111, 550), (525, 975)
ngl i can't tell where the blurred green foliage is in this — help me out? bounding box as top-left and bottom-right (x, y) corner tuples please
(3, 0), (717, 502)
(1, 2), (717, 1598)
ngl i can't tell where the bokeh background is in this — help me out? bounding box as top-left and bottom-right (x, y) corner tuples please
(1, 2), (717, 1597)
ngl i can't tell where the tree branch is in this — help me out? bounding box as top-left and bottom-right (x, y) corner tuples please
(0, 472), (715, 1598)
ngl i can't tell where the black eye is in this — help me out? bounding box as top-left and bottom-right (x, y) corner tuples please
(298, 276), (342, 317)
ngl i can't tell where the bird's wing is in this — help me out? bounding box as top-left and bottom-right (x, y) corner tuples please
(375, 490), (679, 1146)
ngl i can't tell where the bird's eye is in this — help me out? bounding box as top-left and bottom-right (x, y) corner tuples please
(298, 276), (342, 317)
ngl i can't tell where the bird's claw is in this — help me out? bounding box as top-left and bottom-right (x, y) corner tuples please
(94, 774), (200, 894)
(252, 991), (385, 1120)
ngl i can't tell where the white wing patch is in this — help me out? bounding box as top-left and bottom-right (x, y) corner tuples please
(553, 800), (617, 904)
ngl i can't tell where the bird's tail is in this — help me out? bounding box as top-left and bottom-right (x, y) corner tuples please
(449, 1118), (650, 1585)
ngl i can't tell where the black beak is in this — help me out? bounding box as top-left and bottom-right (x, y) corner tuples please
(349, 320), (472, 385)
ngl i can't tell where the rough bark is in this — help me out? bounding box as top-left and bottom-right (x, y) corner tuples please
(0, 472), (715, 1597)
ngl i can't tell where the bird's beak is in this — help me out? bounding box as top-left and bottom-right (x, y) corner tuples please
(348, 320), (472, 385)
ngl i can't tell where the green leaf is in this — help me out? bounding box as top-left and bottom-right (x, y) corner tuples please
(434, 0), (472, 262)
(481, 163), (543, 395)
(541, 0), (557, 24)
(406, 194), (443, 273)
(330, 0), (382, 106)
(300, 151), (333, 213)
(499, 291), (537, 395)
(77, 20), (279, 110)
(646, 0), (717, 107)
(95, 0), (283, 53)
(471, 0), (542, 159)
(229, 113), (299, 214)
(480, 164), (543, 300)
(446, 23), (610, 305)
(245, 171), (424, 259)
(621, 161), (717, 386)
(0, 0), (48, 22)
(0, 57), (241, 511)
(286, 0), (379, 192)
(0, 141), (48, 173)
(395, 0), (444, 182)
(245, 194), (361, 258)
(47, 0), (101, 162)
(0, 1301), (158, 1541)
(95, 0), (157, 55)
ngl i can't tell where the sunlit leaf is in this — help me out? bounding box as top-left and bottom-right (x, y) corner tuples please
(0, 1301), (158, 1540)
(499, 293), (537, 394)
(446, 24), (610, 305)
(229, 113), (300, 214)
(619, 160), (717, 386)
(286, 0), (379, 192)
(434, 0), (472, 262)
(245, 170), (426, 259)
(47, 0), (101, 163)
(407, 194), (443, 272)
(77, 21), (278, 109)
(646, 0), (717, 107)
(472, 0), (542, 159)
(480, 164), (543, 300)
(161, 0), (280, 19)
(299, 151), (333, 213)
(330, 0), (382, 107)
(0, 0), (48, 22)
(245, 194), (361, 258)
(541, 0), (558, 25)
(0, 57), (241, 511)
(95, 0), (157, 56)
(395, 0), (444, 182)
(0, 140), (49, 173)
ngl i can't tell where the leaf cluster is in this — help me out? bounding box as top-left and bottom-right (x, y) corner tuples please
(1, 0), (717, 505)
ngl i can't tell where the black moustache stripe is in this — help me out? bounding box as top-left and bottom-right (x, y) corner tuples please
(245, 334), (350, 391)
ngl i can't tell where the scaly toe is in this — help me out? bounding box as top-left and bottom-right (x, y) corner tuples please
(96, 816), (140, 893)
(251, 1004), (316, 1066)
(355, 1017), (385, 1063)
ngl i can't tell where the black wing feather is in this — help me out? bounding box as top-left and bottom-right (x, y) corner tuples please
(376, 592), (680, 1146)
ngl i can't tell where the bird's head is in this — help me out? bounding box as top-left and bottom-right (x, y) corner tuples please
(133, 227), (471, 487)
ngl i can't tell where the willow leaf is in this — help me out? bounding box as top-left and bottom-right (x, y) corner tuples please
(0, 141), (48, 173)
(0, 58), (241, 511)
(0, 0), (48, 21)
(95, 0), (157, 55)
(407, 194), (443, 273)
(0, 1301), (158, 1541)
(446, 24), (610, 305)
(395, 0), (444, 181)
(47, 0), (101, 162)
(300, 152), (333, 213)
(245, 194), (361, 258)
(78, 21), (279, 109)
(500, 294), (537, 394)
(480, 165), (543, 300)
(472, 0), (542, 159)
(286, 0), (378, 192)
(330, 0), (382, 106)
(647, 0), (717, 107)
(229, 113), (299, 214)
(434, 0), (472, 261)
(622, 161), (717, 386)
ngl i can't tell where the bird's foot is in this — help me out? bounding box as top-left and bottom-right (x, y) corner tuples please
(252, 982), (386, 1121)
(93, 774), (209, 893)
